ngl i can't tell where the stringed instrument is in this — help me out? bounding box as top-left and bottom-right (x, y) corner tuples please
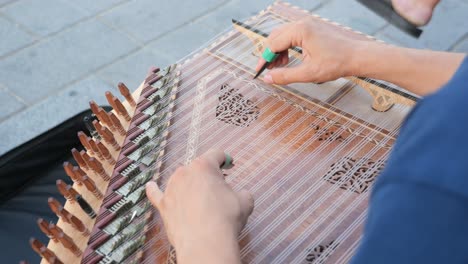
(28, 1), (417, 263)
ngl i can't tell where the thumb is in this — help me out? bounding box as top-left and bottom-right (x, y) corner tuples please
(237, 189), (254, 221)
(265, 64), (310, 85)
(146, 181), (164, 210)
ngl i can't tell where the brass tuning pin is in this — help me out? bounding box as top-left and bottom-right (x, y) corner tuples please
(73, 167), (103, 199)
(29, 238), (63, 264)
(96, 140), (116, 165)
(105, 91), (117, 110)
(92, 120), (120, 151)
(98, 108), (115, 132)
(77, 131), (93, 155)
(71, 148), (88, 170)
(48, 197), (71, 224)
(80, 150), (93, 169)
(118, 82), (136, 107)
(108, 111), (126, 136)
(88, 156), (110, 181)
(37, 218), (57, 243)
(86, 137), (103, 159)
(112, 96), (131, 121)
(63, 162), (82, 186)
(48, 197), (90, 236)
(56, 179), (74, 204)
(90, 101), (114, 131)
(49, 223), (82, 257)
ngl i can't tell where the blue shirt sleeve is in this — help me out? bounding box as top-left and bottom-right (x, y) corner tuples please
(351, 56), (468, 264)
(351, 182), (468, 264)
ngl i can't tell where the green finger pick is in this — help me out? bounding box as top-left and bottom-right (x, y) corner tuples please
(262, 47), (279, 63)
(221, 153), (234, 170)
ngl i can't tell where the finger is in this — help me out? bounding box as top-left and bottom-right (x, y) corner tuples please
(237, 189), (254, 219)
(146, 181), (164, 210)
(264, 64), (311, 85)
(255, 58), (266, 72)
(267, 22), (303, 54)
(199, 149), (227, 168)
(280, 53), (289, 66)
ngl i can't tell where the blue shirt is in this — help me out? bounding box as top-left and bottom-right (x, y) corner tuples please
(351, 56), (468, 264)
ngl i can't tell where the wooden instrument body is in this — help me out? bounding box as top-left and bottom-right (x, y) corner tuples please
(37, 2), (415, 264)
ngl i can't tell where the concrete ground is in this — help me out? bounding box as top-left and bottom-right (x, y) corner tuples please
(0, 0), (467, 155)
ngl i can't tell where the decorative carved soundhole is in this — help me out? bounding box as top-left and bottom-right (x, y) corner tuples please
(323, 157), (385, 194)
(216, 84), (260, 127)
(312, 125), (344, 142)
(306, 240), (337, 263)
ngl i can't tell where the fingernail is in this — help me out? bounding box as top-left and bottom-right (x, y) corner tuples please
(264, 74), (273, 84)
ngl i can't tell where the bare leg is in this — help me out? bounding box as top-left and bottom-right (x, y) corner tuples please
(392, 0), (440, 26)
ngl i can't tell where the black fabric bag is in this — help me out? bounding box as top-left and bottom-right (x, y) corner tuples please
(0, 109), (99, 263)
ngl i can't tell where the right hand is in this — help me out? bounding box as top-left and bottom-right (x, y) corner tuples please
(256, 18), (373, 85)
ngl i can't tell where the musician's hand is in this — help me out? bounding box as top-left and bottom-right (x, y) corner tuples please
(146, 149), (254, 264)
(256, 18), (369, 85)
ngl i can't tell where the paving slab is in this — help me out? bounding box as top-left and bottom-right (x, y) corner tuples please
(0, 0), (16, 7)
(377, 0), (468, 50)
(0, 18), (137, 104)
(146, 20), (219, 62)
(0, 87), (25, 121)
(1, 0), (87, 37)
(0, 15), (34, 57)
(100, 0), (228, 43)
(315, 0), (387, 35)
(0, 75), (115, 156)
(98, 48), (172, 90)
(64, 0), (129, 16)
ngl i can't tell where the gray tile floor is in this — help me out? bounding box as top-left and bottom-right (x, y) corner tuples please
(0, 0), (467, 155)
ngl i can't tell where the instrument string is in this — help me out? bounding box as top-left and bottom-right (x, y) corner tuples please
(254, 103), (404, 262)
(109, 12), (409, 263)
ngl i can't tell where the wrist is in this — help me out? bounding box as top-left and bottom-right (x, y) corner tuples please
(176, 226), (240, 264)
(346, 40), (387, 77)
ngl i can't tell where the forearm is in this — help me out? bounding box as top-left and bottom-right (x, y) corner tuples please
(351, 41), (466, 96)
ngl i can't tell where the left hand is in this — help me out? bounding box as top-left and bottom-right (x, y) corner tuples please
(145, 149), (254, 263)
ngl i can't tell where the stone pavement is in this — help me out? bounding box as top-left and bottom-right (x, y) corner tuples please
(0, 0), (467, 155)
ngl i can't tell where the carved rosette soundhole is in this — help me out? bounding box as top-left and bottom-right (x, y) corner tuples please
(216, 84), (260, 127)
(323, 157), (385, 194)
(313, 125), (344, 142)
(306, 240), (338, 263)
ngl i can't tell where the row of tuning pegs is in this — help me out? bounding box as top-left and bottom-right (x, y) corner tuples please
(28, 82), (137, 263)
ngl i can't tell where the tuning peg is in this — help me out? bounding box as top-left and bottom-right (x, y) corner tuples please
(88, 156), (110, 181)
(77, 131), (93, 154)
(86, 137), (103, 159)
(49, 223), (82, 257)
(63, 162), (82, 186)
(80, 150), (93, 169)
(29, 238), (63, 264)
(96, 140), (116, 165)
(48, 197), (70, 224)
(56, 180), (74, 203)
(105, 91), (118, 109)
(71, 148), (88, 170)
(89, 100), (100, 117)
(66, 210), (90, 236)
(75, 168), (103, 199)
(97, 108), (115, 131)
(108, 111), (126, 136)
(48, 198), (90, 236)
(112, 96), (131, 122)
(118, 82), (136, 107)
(93, 120), (120, 151)
(37, 218), (57, 243)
